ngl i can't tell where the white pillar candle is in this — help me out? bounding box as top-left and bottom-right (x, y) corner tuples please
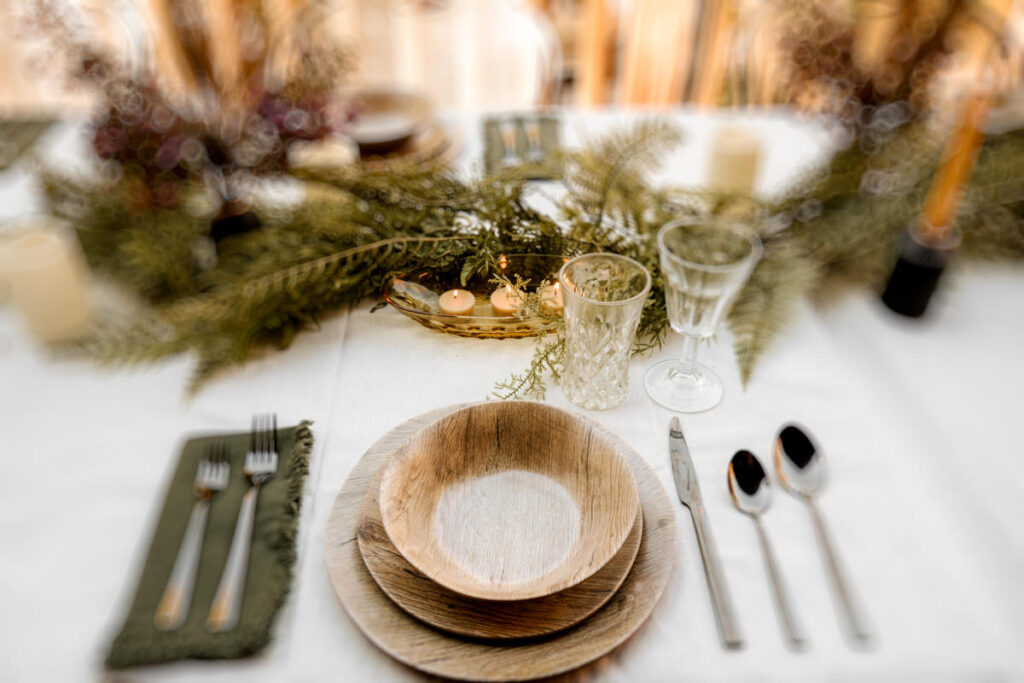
(438, 288), (476, 316)
(489, 285), (524, 317)
(707, 127), (761, 195)
(537, 282), (563, 315)
(0, 220), (92, 341)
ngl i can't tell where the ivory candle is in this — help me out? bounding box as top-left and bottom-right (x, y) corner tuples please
(538, 282), (563, 315)
(0, 221), (92, 341)
(438, 288), (476, 316)
(707, 127), (761, 195)
(490, 285), (524, 317)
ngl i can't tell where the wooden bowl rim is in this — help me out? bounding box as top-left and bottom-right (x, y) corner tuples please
(378, 400), (640, 601)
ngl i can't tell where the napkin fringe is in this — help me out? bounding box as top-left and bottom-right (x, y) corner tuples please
(265, 419), (314, 615)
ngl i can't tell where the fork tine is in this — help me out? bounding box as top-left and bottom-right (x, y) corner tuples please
(272, 414), (278, 454)
(254, 414), (262, 455)
(250, 415), (258, 453)
(260, 413), (268, 456)
(259, 413), (267, 455)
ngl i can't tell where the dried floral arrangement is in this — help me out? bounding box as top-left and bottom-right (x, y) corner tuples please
(28, 0), (347, 211)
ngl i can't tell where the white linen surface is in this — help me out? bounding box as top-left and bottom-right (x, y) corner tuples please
(0, 111), (1021, 682)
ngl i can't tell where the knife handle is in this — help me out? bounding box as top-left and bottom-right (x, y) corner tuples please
(690, 505), (743, 649)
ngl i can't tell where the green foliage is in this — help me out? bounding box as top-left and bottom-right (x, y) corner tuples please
(492, 334), (566, 401)
(562, 118), (685, 241)
(728, 242), (819, 384)
(45, 120), (1024, 395)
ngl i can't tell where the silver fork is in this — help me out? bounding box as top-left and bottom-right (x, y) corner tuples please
(154, 442), (230, 630)
(207, 414), (278, 631)
(498, 116), (520, 168)
(523, 117), (545, 163)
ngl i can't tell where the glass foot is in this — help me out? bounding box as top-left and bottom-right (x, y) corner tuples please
(644, 359), (724, 413)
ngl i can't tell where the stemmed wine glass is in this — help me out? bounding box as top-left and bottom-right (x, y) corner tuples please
(644, 218), (762, 412)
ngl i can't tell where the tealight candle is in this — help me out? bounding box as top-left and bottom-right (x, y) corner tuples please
(489, 285), (524, 317)
(438, 288), (476, 316)
(537, 282), (563, 315)
(707, 127), (761, 195)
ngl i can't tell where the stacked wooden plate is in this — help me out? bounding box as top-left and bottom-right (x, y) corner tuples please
(346, 90), (458, 168)
(325, 402), (678, 681)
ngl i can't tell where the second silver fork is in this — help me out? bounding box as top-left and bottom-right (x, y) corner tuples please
(207, 414), (279, 632)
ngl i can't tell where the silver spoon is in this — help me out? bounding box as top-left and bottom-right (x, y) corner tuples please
(728, 450), (807, 650)
(774, 424), (872, 645)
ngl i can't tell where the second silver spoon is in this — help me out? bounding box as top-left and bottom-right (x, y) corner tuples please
(728, 450), (807, 650)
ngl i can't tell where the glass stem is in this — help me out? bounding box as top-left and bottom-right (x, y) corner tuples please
(679, 334), (700, 375)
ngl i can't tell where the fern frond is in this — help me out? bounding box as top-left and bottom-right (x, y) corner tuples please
(728, 242), (820, 385)
(563, 119), (684, 231)
(492, 334), (565, 400)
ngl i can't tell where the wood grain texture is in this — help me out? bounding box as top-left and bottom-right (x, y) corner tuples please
(378, 401), (639, 601)
(358, 475), (642, 640)
(324, 403), (678, 682)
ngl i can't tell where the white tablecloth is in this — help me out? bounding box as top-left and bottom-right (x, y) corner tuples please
(1, 111), (1022, 682)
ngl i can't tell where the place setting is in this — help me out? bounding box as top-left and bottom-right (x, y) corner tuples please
(323, 214), (874, 678)
(93, 203), (877, 679)
(346, 89), (460, 169)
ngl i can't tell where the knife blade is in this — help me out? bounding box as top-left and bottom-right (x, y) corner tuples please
(669, 417), (743, 649)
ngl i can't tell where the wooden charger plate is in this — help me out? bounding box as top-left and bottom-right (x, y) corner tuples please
(378, 402), (639, 601)
(325, 404), (678, 682)
(358, 473), (642, 640)
(360, 120), (455, 169)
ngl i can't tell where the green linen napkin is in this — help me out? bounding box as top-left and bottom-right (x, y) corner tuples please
(106, 422), (314, 669)
(482, 114), (562, 178)
(0, 118), (54, 171)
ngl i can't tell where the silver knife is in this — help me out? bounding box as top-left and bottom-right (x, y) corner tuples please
(669, 417), (743, 649)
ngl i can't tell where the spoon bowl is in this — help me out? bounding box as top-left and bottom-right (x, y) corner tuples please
(727, 450), (772, 516)
(774, 424), (826, 498)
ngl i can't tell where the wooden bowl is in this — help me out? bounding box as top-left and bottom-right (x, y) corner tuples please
(348, 90), (433, 156)
(378, 401), (639, 601)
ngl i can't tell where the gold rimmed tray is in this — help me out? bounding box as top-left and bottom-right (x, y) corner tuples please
(358, 479), (642, 640)
(378, 402), (639, 601)
(324, 404), (678, 682)
(384, 253), (567, 339)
